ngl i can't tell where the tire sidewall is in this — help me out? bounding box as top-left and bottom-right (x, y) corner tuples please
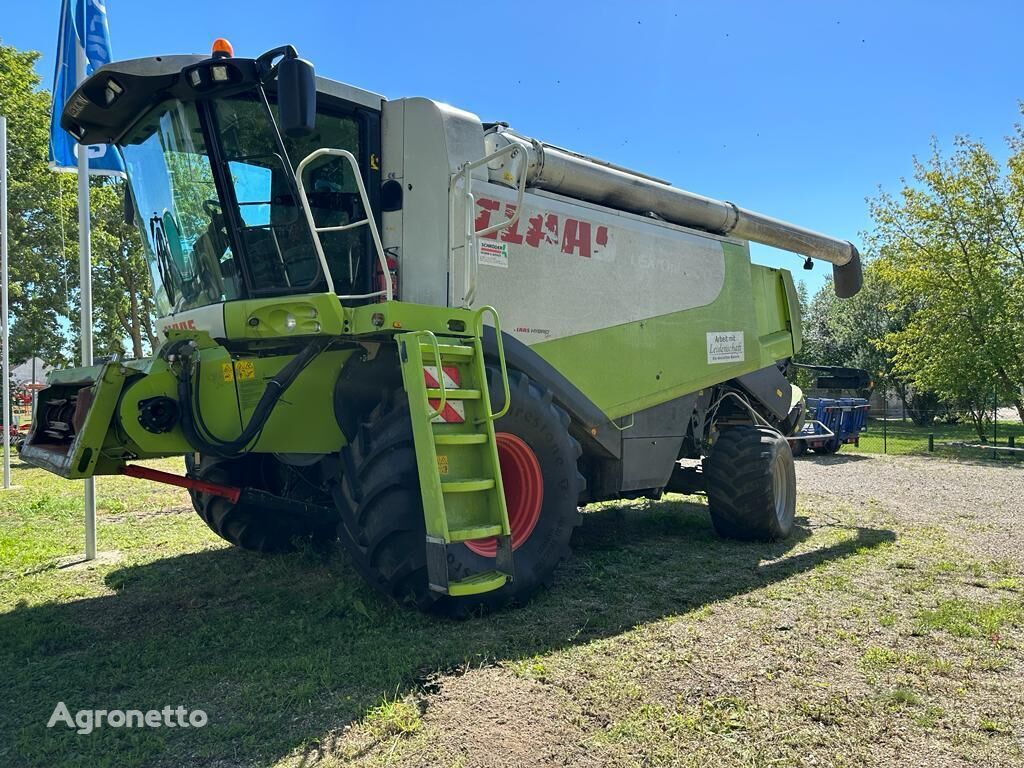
(768, 436), (797, 537)
(445, 373), (581, 600)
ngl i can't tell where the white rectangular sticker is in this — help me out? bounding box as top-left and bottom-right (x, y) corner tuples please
(707, 331), (745, 364)
(478, 240), (508, 268)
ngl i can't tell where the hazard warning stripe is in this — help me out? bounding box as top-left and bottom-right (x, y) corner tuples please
(424, 366), (465, 423)
(424, 365), (460, 390)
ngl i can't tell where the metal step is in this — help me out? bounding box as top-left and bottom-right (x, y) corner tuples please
(433, 433), (488, 445)
(446, 570), (509, 597)
(441, 478), (495, 493)
(420, 343), (474, 359)
(426, 387), (480, 400)
(448, 524), (504, 541)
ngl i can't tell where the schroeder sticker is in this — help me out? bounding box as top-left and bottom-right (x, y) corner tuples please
(478, 240), (508, 268)
(707, 331), (744, 364)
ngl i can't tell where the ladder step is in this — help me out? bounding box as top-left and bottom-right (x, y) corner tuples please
(433, 433), (488, 445)
(446, 570), (509, 597)
(426, 388), (480, 400)
(421, 343), (474, 359)
(441, 478), (495, 493)
(448, 524), (504, 541)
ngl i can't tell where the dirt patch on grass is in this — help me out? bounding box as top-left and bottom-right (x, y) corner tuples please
(797, 453), (1024, 563)
(412, 668), (611, 767)
(321, 455), (1024, 768)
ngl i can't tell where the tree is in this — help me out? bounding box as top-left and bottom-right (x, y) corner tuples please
(1, 41), (158, 364)
(90, 182), (158, 359)
(0, 43), (77, 365)
(870, 131), (1024, 433)
(800, 265), (900, 379)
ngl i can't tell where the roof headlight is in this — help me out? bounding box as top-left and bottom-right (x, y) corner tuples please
(104, 78), (124, 105)
(211, 65), (230, 83)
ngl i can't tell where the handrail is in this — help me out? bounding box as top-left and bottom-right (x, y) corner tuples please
(415, 330), (447, 421)
(476, 306), (510, 422)
(294, 148), (392, 301)
(450, 142), (529, 308)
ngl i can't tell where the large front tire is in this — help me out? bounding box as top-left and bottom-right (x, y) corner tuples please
(185, 454), (336, 553)
(705, 426), (796, 541)
(333, 371), (584, 616)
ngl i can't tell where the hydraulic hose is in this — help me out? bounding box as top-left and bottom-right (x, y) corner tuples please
(175, 339), (328, 458)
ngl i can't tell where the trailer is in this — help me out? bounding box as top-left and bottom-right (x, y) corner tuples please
(22, 42), (863, 615)
(789, 397), (870, 456)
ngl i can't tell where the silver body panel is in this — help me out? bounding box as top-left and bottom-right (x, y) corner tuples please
(381, 97), (485, 307)
(462, 183), (729, 345)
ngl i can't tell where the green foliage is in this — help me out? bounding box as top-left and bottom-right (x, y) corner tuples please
(0, 44), (77, 364)
(870, 130), (1024, 432)
(89, 182), (158, 358)
(0, 41), (157, 365)
(802, 118), (1024, 433)
(799, 264), (904, 388)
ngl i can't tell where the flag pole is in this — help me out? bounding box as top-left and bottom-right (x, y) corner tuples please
(76, 42), (96, 561)
(1, 116), (10, 491)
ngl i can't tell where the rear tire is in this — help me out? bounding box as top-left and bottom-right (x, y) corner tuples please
(185, 454), (336, 553)
(705, 426), (796, 541)
(333, 371), (584, 616)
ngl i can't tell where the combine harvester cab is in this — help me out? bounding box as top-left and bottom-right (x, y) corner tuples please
(23, 41), (862, 614)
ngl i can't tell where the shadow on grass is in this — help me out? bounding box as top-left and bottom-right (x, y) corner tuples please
(0, 497), (895, 768)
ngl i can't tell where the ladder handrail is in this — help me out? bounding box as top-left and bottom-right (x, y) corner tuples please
(294, 148), (393, 302)
(450, 142), (529, 308)
(476, 306), (510, 421)
(413, 330), (447, 421)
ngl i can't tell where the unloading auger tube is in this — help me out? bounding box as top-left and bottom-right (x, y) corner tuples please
(485, 129), (863, 298)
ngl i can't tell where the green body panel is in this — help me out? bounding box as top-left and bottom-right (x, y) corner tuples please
(241, 350), (353, 451)
(115, 348), (354, 458)
(22, 300), (487, 479)
(222, 294), (484, 344)
(117, 348), (240, 457)
(224, 294), (347, 339)
(532, 243), (800, 419)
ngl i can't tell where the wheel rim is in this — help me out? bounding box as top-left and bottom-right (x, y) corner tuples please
(772, 452), (789, 525)
(465, 432), (544, 557)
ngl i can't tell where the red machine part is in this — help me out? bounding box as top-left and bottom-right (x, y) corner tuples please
(121, 464), (241, 503)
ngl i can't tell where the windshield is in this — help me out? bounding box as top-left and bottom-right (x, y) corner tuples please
(122, 93), (370, 318)
(122, 101), (242, 316)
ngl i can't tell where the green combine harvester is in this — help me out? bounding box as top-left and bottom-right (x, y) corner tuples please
(24, 42), (862, 614)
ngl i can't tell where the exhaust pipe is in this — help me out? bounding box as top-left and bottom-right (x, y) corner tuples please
(485, 129), (862, 298)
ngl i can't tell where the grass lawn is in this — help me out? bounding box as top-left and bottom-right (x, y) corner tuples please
(1, 455), (1023, 766)
(848, 418), (1024, 457)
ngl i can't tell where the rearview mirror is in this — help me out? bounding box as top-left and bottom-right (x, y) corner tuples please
(277, 57), (316, 138)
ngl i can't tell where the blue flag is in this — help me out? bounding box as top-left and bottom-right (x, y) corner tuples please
(49, 0), (125, 176)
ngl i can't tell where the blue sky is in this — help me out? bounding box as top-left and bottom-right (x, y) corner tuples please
(5, 0), (1023, 294)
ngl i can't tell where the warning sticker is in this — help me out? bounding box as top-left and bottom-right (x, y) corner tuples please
(707, 331), (745, 364)
(436, 455), (449, 475)
(235, 360), (257, 380)
(478, 240), (508, 268)
(221, 363), (234, 382)
(424, 366), (467, 423)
